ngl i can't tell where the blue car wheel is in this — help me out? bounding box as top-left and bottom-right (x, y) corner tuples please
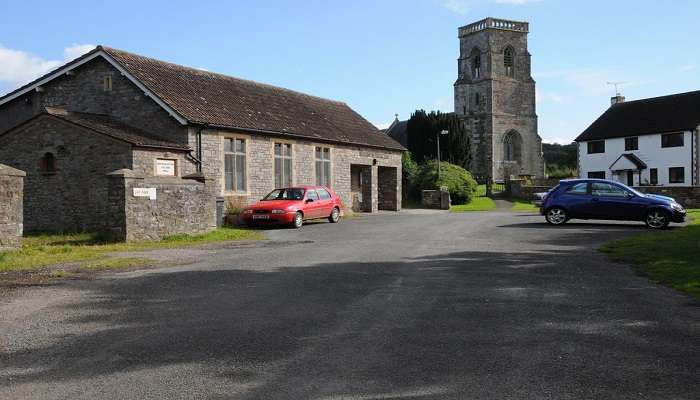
(645, 209), (669, 229)
(546, 207), (568, 225)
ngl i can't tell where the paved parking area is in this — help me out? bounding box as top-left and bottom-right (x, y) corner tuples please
(1, 211), (699, 399)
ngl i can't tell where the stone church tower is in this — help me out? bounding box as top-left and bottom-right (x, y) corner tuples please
(454, 18), (544, 180)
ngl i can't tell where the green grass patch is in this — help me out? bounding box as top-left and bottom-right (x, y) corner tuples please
(474, 184), (488, 197)
(601, 209), (700, 299)
(0, 228), (263, 273)
(511, 199), (539, 212)
(450, 197), (497, 212)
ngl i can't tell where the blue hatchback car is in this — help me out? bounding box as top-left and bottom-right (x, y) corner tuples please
(540, 179), (686, 229)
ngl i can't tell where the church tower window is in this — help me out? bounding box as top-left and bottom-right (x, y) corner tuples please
(470, 49), (481, 79)
(504, 47), (515, 78)
(503, 131), (521, 162)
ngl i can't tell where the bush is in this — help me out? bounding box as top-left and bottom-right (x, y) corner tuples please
(546, 164), (577, 179)
(412, 160), (477, 205)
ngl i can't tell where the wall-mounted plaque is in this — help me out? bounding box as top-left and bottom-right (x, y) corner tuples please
(155, 159), (176, 176)
(133, 187), (157, 200)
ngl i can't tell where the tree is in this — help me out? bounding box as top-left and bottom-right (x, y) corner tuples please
(405, 110), (471, 171)
(412, 160), (477, 205)
(542, 142), (577, 169)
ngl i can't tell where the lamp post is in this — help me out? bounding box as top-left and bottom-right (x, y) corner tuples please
(437, 130), (449, 178)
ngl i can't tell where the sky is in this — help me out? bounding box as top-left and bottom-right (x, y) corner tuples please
(1, 0), (699, 144)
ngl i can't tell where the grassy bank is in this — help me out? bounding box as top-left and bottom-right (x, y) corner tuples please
(601, 209), (700, 299)
(450, 197), (497, 212)
(0, 228), (263, 273)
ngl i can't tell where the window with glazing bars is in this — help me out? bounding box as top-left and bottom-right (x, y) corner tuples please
(315, 147), (331, 187)
(274, 143), (292, 188)
(224, 138), (246, 192)
(504, 47), (514, 77)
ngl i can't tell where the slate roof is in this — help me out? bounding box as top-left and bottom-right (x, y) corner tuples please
(610, 153), (647, 171)
(385, 119), (408, 147)
(575, 90), (700, 142)
(99, 47), (404, 151)
(37, 108), (191, 151)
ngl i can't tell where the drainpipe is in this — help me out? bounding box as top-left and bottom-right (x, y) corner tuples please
(196, 124), (206, 173)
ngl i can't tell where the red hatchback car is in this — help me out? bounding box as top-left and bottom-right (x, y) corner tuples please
(241, 186), (343, 228)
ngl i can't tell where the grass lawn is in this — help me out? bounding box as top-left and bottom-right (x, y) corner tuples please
(474, 184), (488, 197)
(450, 197), (497, 212)
(511, 199), (539, 212)
(601, 209), (700, 299)
(0, 228), (263, 273)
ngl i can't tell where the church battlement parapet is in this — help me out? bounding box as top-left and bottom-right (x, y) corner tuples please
(459, 18), (529, 37)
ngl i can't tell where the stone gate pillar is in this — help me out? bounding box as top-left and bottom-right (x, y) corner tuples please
(0, 164), (25, 250)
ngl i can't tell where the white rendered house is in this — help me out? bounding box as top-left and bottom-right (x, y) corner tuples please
(575, 91), (700, 187)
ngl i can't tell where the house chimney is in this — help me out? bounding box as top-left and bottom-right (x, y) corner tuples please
(610, 95), (626, 106)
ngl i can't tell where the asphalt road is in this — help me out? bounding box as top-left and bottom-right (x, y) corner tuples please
(1, 211), (699, 399)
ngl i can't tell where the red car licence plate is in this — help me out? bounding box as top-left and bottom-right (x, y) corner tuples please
(252, 214), (270, 219)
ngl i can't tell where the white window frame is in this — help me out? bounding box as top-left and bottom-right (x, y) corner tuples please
(315, 146), (332, 187)
(274, 142), (293, 188)
(223, 136), (248, 193)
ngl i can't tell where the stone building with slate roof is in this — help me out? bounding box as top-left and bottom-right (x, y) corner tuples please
(575, 91), (700, 187)
(0, 46), (404, 234)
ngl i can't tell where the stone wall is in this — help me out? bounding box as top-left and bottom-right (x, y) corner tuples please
(0, 115), (197, 234)
(507, 179), (554, 200)
(0, 164), (25, 250)
(421, 190), (450, 210)
(0, 57), (186, 142)
(106, 169), (215, 242)
(132, 149), (196, 178)
(198, 130), (403, 213)
(378, 166), (399, 211)
(0, 115), (133, 233)
(636, 186), (700, 208)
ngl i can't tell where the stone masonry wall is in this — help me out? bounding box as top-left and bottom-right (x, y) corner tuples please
(106, 169), (215, 242)
(378, 166), (399, 211)
(0, 57), (187, 143)
(0, 164), (25, 250)
(132, 149), (196, 178)
(0, 116), (133, 233)
(197, 130), (403, 213)
(636, 186), (700, 209)
(455, 23), (544, 180)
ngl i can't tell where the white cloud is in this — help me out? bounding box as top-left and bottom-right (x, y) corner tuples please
(438, 0), (541, 14)
(535, 67), (651, 98)
(495, 0), (541, 4)
(63, 44), (96, 60)
(440, 0), (473, 14)
(0, 43), (95, 94)
(677, 64), (697, 73)
(536, 90), (564, 104)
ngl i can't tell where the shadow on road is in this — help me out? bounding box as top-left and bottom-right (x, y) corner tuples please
(3, 246), (699, 399)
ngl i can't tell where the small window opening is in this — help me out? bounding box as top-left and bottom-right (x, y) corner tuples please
(103, 75), (113, 92)
(471, 49), (482, 79)
(504, 47), (515, 77)
(40, 152), (57, 174)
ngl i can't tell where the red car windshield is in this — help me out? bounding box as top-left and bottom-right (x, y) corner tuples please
(263, 188), (305, 201)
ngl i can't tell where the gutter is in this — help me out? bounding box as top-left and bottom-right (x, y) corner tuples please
(193, 122), (406, 152)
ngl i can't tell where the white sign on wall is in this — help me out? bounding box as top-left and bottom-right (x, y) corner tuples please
(133, 187), (157, 200)
(155, 159), (176, 176)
